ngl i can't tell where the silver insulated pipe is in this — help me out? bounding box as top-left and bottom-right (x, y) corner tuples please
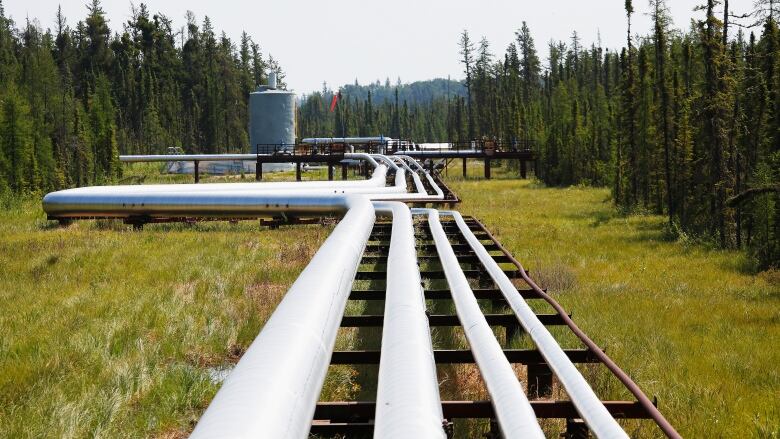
(190, 195), (375, 438)
(372, 203), (444, 438)
(416, 208), (544, 438)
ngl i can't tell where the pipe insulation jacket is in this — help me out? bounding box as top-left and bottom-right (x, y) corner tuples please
(440, 210), (629, 439)
(42, 155), (444, 218)
(372, 203), (445, 439)
(393, 155), (444, 199)
(190, 195), (375, 438)
(418, 209), (544, 438)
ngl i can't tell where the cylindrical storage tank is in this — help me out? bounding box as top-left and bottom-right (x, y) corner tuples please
(249, 84), (296, 154)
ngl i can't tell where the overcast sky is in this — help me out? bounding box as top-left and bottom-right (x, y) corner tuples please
(6, 0), (756, 93)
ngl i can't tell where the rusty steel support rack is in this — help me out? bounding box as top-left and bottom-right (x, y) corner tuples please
(311, 216), (670, 438)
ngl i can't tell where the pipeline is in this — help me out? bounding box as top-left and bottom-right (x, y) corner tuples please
(42, 155), (444, 218)
(191, 195), (375, 438)
(418, 209), (544, 438)
(119, 153), (381, 166)
(104, 153), (385, 193)
(372, 203), (444, 438)
(302, 136), (393, 145)
(468, 219), (683, 439)
(393, 156), (444, 199)
(441, 210), (629, 439)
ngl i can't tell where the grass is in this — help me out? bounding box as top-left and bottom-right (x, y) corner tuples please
(0, 197), (333, 437)
(0, 161), (777, 437)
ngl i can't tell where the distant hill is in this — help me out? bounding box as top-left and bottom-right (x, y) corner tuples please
(333, 78), (466, 104)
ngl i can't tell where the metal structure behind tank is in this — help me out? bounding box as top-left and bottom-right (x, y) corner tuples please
(249, 72), (296, 154)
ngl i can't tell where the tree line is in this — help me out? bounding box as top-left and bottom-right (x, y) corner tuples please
(0, 0), (775, 267)
(298, 0), (778, 268)
(0, 0), (283, 195)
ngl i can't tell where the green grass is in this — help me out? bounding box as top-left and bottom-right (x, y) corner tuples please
(0, 199), (334, 438)
(1, 161), (777, 437)
(444, 161), (779, 437)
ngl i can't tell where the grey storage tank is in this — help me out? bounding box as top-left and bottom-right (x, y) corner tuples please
(249, 72), (296, 154)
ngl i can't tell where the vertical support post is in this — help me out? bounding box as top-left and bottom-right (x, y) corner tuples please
(520, 160), (527, 179)
(194, 160), (200, 183)
(565, 419), (590, 439)
(342, 163), (348, 180)
(484, 158), (491, 179)
(486, 419), (500, 439)
(296, 162), (301, 181)
(462, 158), (467, 177)
(527, 363), (553, 398)
(255, 157), (262, 181)
(328, 163), (334, 180)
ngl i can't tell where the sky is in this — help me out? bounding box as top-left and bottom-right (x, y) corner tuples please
(6, 0), (757, 94)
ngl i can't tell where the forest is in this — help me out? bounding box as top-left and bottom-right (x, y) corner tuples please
(0, 0), (281, 194)
(0, 0), (777, 268)
(298, 0), (779, 269)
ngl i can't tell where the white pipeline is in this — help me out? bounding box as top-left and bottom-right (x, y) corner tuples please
(372, 203), (444, 439)
(442, 210), (629, 439)
(190, 195), (375, 438)
(417, 209), (544, 438)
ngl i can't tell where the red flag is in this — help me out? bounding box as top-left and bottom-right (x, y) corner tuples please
(329, 92), (340, 112)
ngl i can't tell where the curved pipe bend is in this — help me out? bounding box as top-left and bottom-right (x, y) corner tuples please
(394, 155), (444, 199)
(370, 154), (399, 171)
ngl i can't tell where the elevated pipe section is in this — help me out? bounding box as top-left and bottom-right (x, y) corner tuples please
(42, 167), (443, 219)
(372, 203), (444, 438)
(43, 191), (371, 219)
(302, 136), (393, 145)
(371, 154), (408, 192)
(394, 150), (479, 157)
(108, 153), (384, 192)
(442, 210), (629, 439)
(416, 209), (544, 438)
(393, 156), (445, 199)
(190, 195), (375, 438)
(49, 165), (389, 196)
(44, 153), (444, 218)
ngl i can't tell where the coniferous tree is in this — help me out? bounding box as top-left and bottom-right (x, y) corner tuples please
(459, 30), (475, 140)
